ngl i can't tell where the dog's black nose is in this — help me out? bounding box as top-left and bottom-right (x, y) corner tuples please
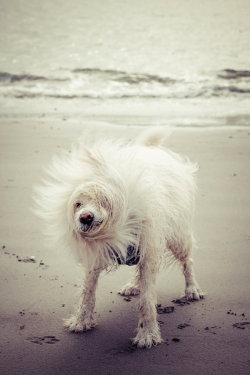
(79, 212), (94, 225)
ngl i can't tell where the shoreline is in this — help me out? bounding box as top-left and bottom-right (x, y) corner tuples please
(1, 112), (250, 131)
(1, 95), (250, 128)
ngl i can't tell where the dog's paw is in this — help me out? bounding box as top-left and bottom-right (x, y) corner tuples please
(119, 282), (140, 296)
(64, 315), (96, 332)
(132, 326), (163, 348)
(185, 284), (204, 301)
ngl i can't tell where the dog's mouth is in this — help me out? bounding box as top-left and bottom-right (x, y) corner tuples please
(80, 222), (93, 233)
(79, 219), (103, 235)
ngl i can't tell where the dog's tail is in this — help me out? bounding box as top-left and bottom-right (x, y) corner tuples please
(135, 126), (173, 147)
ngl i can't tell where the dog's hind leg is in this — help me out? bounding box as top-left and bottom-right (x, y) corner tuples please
(169, 237), (204, 301)
(132, 256), (163, 348)
(119, 266), (141, 296)
(64, 265), (101, 332)
(182, 257), (204, 300)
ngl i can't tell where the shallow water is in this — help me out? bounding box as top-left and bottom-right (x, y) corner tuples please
(0, 0), (249, 122)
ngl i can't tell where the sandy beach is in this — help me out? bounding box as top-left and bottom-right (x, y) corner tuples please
(0, 117), (249, 375)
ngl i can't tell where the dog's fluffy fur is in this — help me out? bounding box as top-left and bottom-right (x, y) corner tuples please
(34, 128), (203, 348)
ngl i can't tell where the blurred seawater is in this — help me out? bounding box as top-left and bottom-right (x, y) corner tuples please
(0, 0), (249, 123)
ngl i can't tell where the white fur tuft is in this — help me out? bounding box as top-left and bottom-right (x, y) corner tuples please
(135, 126), (173, 147)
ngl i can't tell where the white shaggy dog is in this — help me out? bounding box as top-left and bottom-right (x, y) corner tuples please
(34, 128), (203, 348)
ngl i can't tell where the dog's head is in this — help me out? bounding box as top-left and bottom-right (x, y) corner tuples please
(68, 181), (112, 238)
(66, 146), (128, 240)
(68, 165), (127, 241)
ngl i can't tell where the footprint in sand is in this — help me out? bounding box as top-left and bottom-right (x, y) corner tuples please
(26, 336), (60, 345)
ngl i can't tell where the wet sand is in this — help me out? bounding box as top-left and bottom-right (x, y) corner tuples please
(0, 118), (249, 375)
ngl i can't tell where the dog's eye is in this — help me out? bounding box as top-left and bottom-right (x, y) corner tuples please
(75, 202), (81, 208)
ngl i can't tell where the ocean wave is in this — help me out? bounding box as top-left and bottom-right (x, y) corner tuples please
(214, 85), (250, 94)
(0, 71), (68, 83)
(0, 68), (249, 100)
(72, 68), (177, 85)
(218, 69), (250, 80)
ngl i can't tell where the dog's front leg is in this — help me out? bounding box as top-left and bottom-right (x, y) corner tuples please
(133, 258), (163, 348)
(64, 265), (101, 332)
